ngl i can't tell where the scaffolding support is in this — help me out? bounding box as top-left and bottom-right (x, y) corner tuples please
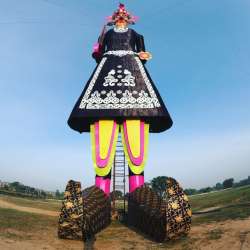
(112, 135), (127, 214)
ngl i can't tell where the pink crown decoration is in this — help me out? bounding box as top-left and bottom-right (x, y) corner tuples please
(106, 3), (138, 26)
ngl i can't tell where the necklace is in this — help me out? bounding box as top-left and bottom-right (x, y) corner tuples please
(113, 26), (128, 33)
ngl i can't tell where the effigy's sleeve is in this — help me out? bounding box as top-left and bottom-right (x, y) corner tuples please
(135, 34), (147, 64)
(100, 33), (107, 54)
(136, 34), (146, 52)
(92, 33), (107, 63)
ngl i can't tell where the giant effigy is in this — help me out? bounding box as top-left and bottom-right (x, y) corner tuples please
(58, 3), (191, 242)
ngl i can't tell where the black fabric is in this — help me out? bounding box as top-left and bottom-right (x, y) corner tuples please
(129, 168), (144, 177)
(68, 28), (173, 133)
(96, 170), (111, 179)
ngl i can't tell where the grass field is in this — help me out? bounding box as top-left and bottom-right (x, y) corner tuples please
(190, 185), (250, 225)
(0, 207), (57, 239)
(0, 194), (61, 211)
(190, 185), (250, 212)
(0, 185), (250, 249)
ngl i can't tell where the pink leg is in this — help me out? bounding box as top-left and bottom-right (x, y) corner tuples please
(129, 175), (144, 193)
(95, 176), (111, 196)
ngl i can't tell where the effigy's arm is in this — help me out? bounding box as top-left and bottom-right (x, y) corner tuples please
(92, 32), (107, 63)
(136, 34), (146, 51)
(135, 34), (152, 63)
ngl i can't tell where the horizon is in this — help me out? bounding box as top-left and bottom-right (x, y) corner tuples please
(1, 173), (250, 193)
(0, 0), (249, 192)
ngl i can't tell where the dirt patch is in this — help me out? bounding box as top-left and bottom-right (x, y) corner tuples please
(0, 199), (59, 217)
(1, 197), (250, 249)
(0, 218), (250, 250)
(189, 218), (250, 250)
(0, 230), (83, 250)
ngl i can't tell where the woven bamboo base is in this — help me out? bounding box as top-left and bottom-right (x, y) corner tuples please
(58, 180), (111, 241)
(128, 177), (192, 242)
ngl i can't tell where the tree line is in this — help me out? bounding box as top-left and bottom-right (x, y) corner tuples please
(130, 175), (250, 198)
(0, 181), (63, 199)
(1, 175), (249, 200)
(184, 176), (250, 195)
(111, 176), (250, 200)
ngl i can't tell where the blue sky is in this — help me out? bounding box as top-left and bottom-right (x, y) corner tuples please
(0, 0), (249, 191)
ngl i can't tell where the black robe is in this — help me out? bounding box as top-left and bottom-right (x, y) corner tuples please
(68, 28), (173, 133)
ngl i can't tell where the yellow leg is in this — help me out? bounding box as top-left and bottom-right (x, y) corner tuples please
(90, 120), (118, 177)
(121, 120), (149, 175)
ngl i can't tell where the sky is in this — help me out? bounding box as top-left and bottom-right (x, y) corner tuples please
(0, 0), (249, 191)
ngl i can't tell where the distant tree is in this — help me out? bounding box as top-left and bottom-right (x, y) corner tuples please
(10, 182), (21, 191)
(30, 187), (36, 196)
(223, 178), (234, 189)
(33, 190), (39, 197)
(215, 182), (223, 190)
(55, 189), (61, 199)
(233, 176), (250, 188)
(40, 191), (47, 199)
(10, 182), (26, 193)
(184, 188), (197, 195)
(198, 187), (213, 193)
(150, 176), (168, 198)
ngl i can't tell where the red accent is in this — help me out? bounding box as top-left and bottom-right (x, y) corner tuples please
(119, 3), (125, 10)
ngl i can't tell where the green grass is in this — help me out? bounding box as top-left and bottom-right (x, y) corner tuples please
(189, 185), (250, 212)
(0, 207), (57, 232)
(192, 205), (250, 225)
(0, 194), (61, 211)
(190, 186), (250, 224)
(0, 185), (250, 243)
(114, 187), (250, 225)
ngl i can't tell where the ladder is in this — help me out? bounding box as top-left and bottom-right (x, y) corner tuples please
(112, 135), (127, 214)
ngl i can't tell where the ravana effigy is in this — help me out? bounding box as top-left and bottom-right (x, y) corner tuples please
(68, 3), (172, 195)
(61, 3), (191, 242)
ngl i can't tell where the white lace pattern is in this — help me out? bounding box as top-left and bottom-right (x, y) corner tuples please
(79, 56), (161, 110)
(85, 90), (158, 109)
(102, 67), (135, 87)
(104, 50), (136, 57)
(79, 57), (107, 109)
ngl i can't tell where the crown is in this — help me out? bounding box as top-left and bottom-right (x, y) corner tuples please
(106, 3), (137, 26)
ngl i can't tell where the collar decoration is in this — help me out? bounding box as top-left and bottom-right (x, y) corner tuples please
(114, 26), (129, 33)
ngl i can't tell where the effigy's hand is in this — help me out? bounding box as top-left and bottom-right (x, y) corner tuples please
(138, 51), (152, 61)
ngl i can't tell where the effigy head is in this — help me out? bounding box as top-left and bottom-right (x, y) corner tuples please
(107, 3), (137, 26)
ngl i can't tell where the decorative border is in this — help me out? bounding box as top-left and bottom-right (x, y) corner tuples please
(79, 57), (107, 109)
(104, 50), (136, 57)
(85, 89), (158, 109)
(86, 103), (155, 109)
(134, 57), (161, 108)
